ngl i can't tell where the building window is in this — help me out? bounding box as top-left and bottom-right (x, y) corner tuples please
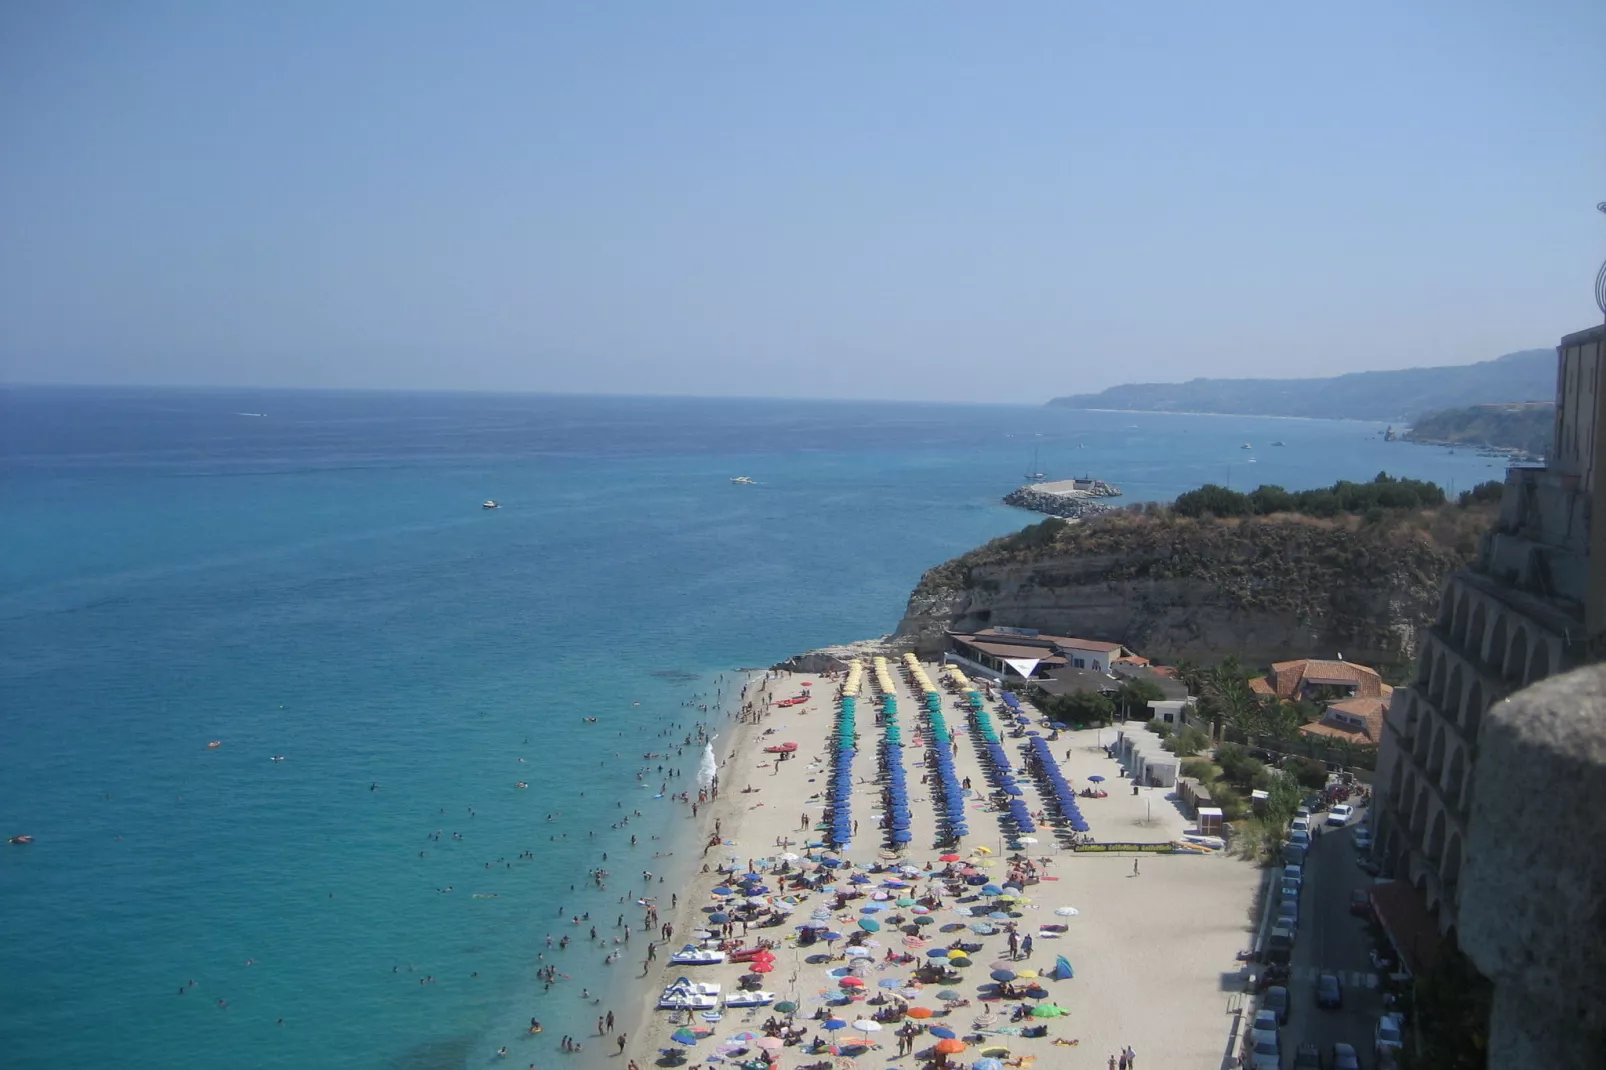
(1073, 658), (1085, 669)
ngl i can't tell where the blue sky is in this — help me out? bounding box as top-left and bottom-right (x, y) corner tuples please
(1, 2), (1602, 401)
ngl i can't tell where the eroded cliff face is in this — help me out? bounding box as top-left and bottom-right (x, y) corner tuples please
(896, 510), (1490, 669)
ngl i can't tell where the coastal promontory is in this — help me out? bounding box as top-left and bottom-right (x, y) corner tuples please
(896, 484), (1500, 670)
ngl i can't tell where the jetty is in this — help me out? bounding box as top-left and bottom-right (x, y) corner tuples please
(1002, 477), (1122, 519)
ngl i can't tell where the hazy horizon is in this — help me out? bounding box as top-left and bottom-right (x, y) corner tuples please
(2, 3), (1602, 402)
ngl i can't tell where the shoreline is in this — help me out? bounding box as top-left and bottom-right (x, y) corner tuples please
(600, 669), (773, 1066)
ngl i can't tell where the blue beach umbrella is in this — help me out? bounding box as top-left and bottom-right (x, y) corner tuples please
(930, 1027), (957, 1039)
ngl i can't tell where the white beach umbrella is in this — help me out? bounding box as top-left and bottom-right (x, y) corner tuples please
(1054, 906), (1080, 917)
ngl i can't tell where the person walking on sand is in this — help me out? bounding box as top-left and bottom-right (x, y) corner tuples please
(1124, 1044), (1136, 1067)
(1118, 1052), (1128, 1070)
(1108, 1056), (1116, 1070)
(617, 1033), (628, 1054)
(1021, 935), (1033, 959)
(1132, 858), (1140, 876)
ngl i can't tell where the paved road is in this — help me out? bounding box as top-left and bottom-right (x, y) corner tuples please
(1279, 807), (1382, 1066)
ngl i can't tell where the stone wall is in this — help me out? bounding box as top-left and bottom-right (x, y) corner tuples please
(1459, 664), (1606, 1070)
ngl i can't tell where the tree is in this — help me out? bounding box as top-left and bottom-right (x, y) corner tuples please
(1215, 743), (1263, 787)
(1045, 690), (1115, 726)
(1166, 725), (1211, 757)
(1115, 678), (1166, 720)
(1260, 700), (1305, 743)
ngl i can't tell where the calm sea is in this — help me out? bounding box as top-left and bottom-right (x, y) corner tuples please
(0, 387), (1504, 1069)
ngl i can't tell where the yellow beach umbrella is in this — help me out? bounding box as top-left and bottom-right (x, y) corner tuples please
(946, 949), (967, 959)
(974, 846), (993, 855)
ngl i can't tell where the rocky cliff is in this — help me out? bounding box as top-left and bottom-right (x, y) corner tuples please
(895, 507), (1495, 669)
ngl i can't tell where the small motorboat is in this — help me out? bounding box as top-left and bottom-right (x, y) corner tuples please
(206, 741), (222, 749)
(667, 945), (727, 966)
(9, 835), (34, 845)
(763, 742), (799, 754)
(482, 500), (501, 509)
(729, 476), (756, 485)
(1240, 443), (1253, 450)
(723, 991), (776, 1008)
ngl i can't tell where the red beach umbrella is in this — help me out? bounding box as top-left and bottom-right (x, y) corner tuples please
(839, 976), (865, 988)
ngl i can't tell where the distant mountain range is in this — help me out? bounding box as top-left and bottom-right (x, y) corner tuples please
(1046, 348), (1555, 421)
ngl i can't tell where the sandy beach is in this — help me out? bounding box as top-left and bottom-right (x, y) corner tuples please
(609, 659), (1262, 1070)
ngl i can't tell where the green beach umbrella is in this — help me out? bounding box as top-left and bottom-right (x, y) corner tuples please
(1030, 1004), (1067, 1018)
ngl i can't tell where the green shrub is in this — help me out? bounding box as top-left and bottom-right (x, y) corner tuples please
(1167, 725), (1212, 757)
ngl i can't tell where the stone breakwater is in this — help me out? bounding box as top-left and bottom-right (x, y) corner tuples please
(1002, 483), (1116, 519)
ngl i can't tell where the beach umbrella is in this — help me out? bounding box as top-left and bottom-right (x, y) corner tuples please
(854, 1020), (883, 1034)
(823, 1019), (848, 1031)
(1017, 837), (1038, 845)
(671, 1029), (701, 1046)
(939, 853), (961, 862)
(710, 912), (732, 924)
(979, 1047), (1010, 1058)
(728, 1032), (759, 1044)
(981, 885), (1002, 896)
(988, 912), (1012, 921)
(988, 960), (1015, 972)
(1088, 775), (1104, 784)
(858, 919), (881, 932)
(1014, 969), (1039, 980)
(780, 852), (801, 862)
(713, 887), (735, 896)
(751, 961), (774, 973)
(926, 948), (951, 959)
(1031, 1004), (1067, 1018)
(913, 916), (935, 927)
(896, 897), (916, 907)
(757, 1037), (783, 1051)
(949, 957), (972, 967)
(935, 1039), (967, 1056)
(990, 969), (1016, 982)
(946, 949), (968, 960)
(974, 1059), (1005, 1070)
(936, 989), (962, 1001)
(929, 1027), (958, 1040)
(1054, 907), (1080, 917)
(877, 978), (903, 989)
(906, 1006), (934, 1019)
(774, 1001), (797, 1014)
(843, 946), (871, 958)
(839, 976), (864, 988)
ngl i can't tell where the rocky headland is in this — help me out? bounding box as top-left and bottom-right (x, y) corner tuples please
(893, 503), (1498, 670)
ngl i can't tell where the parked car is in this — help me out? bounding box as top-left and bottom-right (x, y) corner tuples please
(1277, 898), (1300, 928)
(1284, 844), (1308, 866)
(1316, 971), (1343, 1008)
(1353, 826), (1373, 850)
(1327, 802), (1355, 827)
(1349, 888), (1373, 917)
(1250, 1008), (1280, 1046)
(1267, 924), (1296, 963)
(1291, 1041), (1321, 1069)
(1281, 878), (1302, 902)
(1376, 1012), (1405, 1056)
(1331, 1041), (1362, 1069)
(1291, 816), (1311, 833)
(1356, 855), (1382, 875)
(1263, 984), (1289, 1025)
(1284, 863), (1304, 885)
(1245, 1033), (1280, 1069)
(1289, 829), (1312, 848)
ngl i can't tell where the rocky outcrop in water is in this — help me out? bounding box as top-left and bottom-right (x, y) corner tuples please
(1001, 486), (1115, 519)
(895, 507), (1495, 670)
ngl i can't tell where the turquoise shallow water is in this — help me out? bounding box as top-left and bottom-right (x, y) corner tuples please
(0, 388), (1503, 1068)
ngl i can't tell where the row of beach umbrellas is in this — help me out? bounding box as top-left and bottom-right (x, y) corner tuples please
(964, 691), (1038, 835)
(1026, 735), (1092, 834)
(826, 693), (857, 848)
(920, 689), (968, 840)
(878, 693), (913, 845)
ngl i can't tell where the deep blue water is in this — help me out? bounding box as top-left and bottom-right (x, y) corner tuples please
(0, 387), (1504, 1068)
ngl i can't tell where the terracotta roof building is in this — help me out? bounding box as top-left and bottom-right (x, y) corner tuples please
(1298, 688), (1392, 744)
(1250, 658), (1385, 701)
